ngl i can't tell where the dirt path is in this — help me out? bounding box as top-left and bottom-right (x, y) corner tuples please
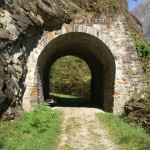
(54, 107), (120, 150)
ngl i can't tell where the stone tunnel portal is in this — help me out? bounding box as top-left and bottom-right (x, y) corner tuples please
(37, 32), (115, 112)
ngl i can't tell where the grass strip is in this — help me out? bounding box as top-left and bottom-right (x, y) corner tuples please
(0, 105), (62, 150)
(96, 113), (150, 150)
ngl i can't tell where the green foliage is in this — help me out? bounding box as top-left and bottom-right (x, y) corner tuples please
(12, 0), (22, 12)
(141, 59), (150, 85)
(0, 105), (62, 150)
(131, 31), (150, 59)
(95, 0), (121, 15)
(97, 113), (150, 150)
(49, 56), (91, 98)
(111, 0), (120, 9)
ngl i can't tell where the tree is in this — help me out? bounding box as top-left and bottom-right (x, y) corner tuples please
(49, 56), (91, 98)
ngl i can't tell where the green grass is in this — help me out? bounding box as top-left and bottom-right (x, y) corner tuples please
(0, 105), (62, 150)
(96, 113), (150, 150)
(50, 92), (79, 98)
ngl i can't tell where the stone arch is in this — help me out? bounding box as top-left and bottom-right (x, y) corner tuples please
(37, 32), (115, 112)
(23, 22), (141, 113)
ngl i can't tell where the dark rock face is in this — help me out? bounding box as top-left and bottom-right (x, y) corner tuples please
(132, 0), (150, 43)
(0, 0), (143, 120)
(0, 0), (72, 50)
(0, 0), (72, 120)
(124, 98), (150, 134)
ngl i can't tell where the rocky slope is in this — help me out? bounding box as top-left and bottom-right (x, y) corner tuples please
(132, 0), (150, 43)
(0, 0), (73, 120)
(0, 0), (143, 120)
(124, 98), (150, 134)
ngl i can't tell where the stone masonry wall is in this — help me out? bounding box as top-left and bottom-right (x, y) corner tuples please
(22, 15), (143, 114)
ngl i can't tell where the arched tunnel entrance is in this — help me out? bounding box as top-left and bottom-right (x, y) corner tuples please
(37, 32), (115, 112)
(49, 55), (92, 107)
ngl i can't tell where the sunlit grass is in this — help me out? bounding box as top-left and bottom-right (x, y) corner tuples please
(50, 93), (79, 98)
(0, 105), (62, 150)
(97, 113), (150, 150)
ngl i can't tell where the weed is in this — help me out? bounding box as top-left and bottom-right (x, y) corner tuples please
(12, 0), (22, 12)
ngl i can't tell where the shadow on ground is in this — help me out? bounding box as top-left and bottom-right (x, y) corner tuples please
(49, 95), (101, 108)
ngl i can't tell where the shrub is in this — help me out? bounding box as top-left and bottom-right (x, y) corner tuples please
(131, 31), (150, 59)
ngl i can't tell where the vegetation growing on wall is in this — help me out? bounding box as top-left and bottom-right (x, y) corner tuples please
(95, 0), (121, 13)
(124, 30), (150, 134)
(12, 0), (22, 12)
(130, 30), (150, 94)
(131, 31), (150, 59)
(49, 56), (91, 98)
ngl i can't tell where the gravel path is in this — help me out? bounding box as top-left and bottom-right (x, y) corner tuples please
(54, 107), (120, 150)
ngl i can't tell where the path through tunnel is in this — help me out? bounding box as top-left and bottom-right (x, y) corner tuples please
(37, 32), (115, 112)
(48, 55), (93, 108)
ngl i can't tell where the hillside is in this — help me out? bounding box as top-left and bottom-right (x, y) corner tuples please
(132, 0), (150, 43)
